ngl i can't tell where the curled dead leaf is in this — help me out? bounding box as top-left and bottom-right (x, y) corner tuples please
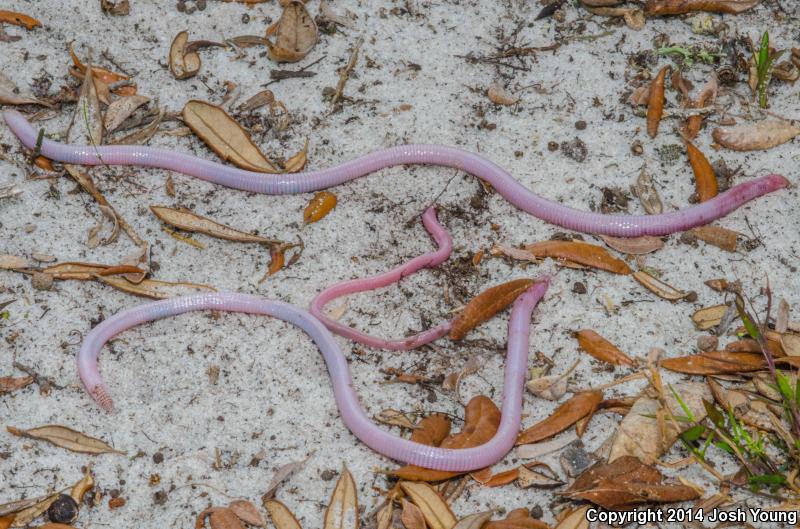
(713, 120), (799, 151)
(229, 500), (265, 527)
(303, 191), (337, 224)
(691, 304), (729, 330)
(104, 95), (150, 132)
(450, 279), (535, 340)
(266, 1), (318, 63)
(633, 271), (691, 301)
(170, 31), (201, 79)
(151, 206), (278, 244)
(183, 100), (279, 173)
(487, 83), (519, 105)
(632, 168), (663, 215)
(264, 500), (302, 529)
(323, 465), (358, 529)
(644, 0), (761, 15)
(516, 391), (603, 445)
(690, 225), (738, 252)
(401, 499), (426, 529)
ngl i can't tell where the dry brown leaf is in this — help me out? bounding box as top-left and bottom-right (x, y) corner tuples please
(266, 1), (318, 63)
(0, 72), (51, 106)
(401, 499), (426, 529)
(565, 456), (700, 508)
(399, 482), (456, 529)
(8, 494), (59, 528)
(452, 512), (494, 529)
(283, 139), (308, 173)
(516, 391), (603, 445)
(685, 73), (717, 139)
(0, 376), (33, 394)
(393, 396), (500, 482)
(644, 0), (761, 15)
(6, 425), (124, 455)
(170, 31), (201, 79)
(67, 56), (103, 147)
(411, 414), (451, 447)
(323, 465), (358, 529)
(632, 168), (663, 215)
(487, 83), (519, 105)
(633, 271), (691, 301)
(483, 509), (548, 529)
(69, 472), (95, 504)
(660, 351), (766, 375)
(690, 225), (738, 252)
(685, 141), (717, 202)
(264, 500), (302, 529)
(691, 304), (729, 330)
(183, 100), (279, 173)
(450, 279), (535, 340)
(262, 455), (311, 501)
(36, 262), (142, 281)
(599, 235), (663, 255)
(101, 0), (130, 15)
(576, 330), (637, 367)
(553, 507), (588, 529)
(523, 241), (632, 274)
(526, 361), (579, 401)
(197, 508), (245, 529)
(713, 120), (799, 151)
(609, 382), (709, 462)
(96, 276), (216, 299)
(240, 90), (275, 112)
(647, 66), (670, 138)
(104, 95), (150, 132)
(112, 109), (164, 145)
(303, 191), (337, 224)
(151, 206), (278, 244)
(68, 45), (135, 95)
(584, 6), (645, 30)
(781, 333), (800, 357)
(229, 500), (265, 527)
(375, 409), (417, 430)
(517, 464), (563, 488)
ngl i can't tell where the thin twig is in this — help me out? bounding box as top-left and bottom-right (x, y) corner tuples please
(329, 37), (363, 114)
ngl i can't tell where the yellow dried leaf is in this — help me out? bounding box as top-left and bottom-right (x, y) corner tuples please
(6, 425), (125, 455)
(96, 276), (216, 299)
(266, 1), (318, 63)
(183, 100), (279, 173)
(691, 304), (728, 330)
(229, 500), (265, 527)
(323, 465), (358, 529)
(633, 271), (690, 301)
(713, 120), (800, 151)
(399, 482), (456, 529)
(264, 500), (302, 529)
(150, 206), (278, 244)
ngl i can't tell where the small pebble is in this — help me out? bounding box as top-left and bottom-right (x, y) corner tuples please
(547, 141), (559, 152)
(631, 140), (643, 155)
(575, 120), (587, 130)
(48, 495), (78, 524)
(320, 469), (337, 481)
(697, 335), (718, 351)
(559, 443), (592, 477)
(153, 490), (168, 506)
(572, 282), (587, 294)
(153, 452), (164, 464)
(241, 13), (250, 23)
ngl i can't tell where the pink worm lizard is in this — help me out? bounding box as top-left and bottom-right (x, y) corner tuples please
(3, 110), (790, 237)
(78, 283), (548, 471)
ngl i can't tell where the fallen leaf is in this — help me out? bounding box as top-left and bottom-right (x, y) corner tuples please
(96, 276), (215, 299)
(101, 0), (130, 15)
(401, 499), (426, 529)
(647, 66), (671, 138)
(0, 254), (30, 269)
(6, 425), (125, 455)
(576, 330), (637, 367)
(375, 409), (417, 430)
(36, 262), (142, 281)
(8, 494), (59, 528)
(262, 454), (311, 501)
(516, 391), (603, 445)
(0, 10), (40, 29)
(517, 464), (564, 488)
(264, 500), (301, 529)
(685, 141), (717, 202)
(0, 376), (33, 394)
(690, 225), (738, 252)
(487, 83), (519, 105)
(303, 191), (337, 224)
(644, 0), (761, 15)
(553, 506), (588, 529)
(781, 333), (800, 357)
(183, 100), (279, 173)
(197, 507), (245, 529)
(67, 55), (103, 147)
(411, 414), (451, 447)
(283, 139), (308, 173)
(170, 30), (201, 79)
(449, 279), (535, 340)
(632, 168), (663, 214)
(599, 235), (663, 255)
(393, 396), (500, 481)
(469, 467), (519, 487)
(399, 482), (456, 529)
(266, 1), (318, 63)
(150, 206), (278, 244)
(452, 511), (494, 529)
(69, 471), (95, 504)
(713, 120), (799, 151)
(240, 90), (276, 112)
(68, 44), (134, 95)
(660, 351), (766, 375)
(229, 500), (265, 527)
(691, 304), (729, 330)
(484, 509), (548, 529)
(685, 73), (717, 139)
(526, 361), (579, 401)
(565, 456), (699, 508)
(104, 95), (150, 132)
(523, 241), (632, 274)
(609, 382), (710, 462)
(633, 271), (691, 301)
(323, 465), (358, 529)
(0, 72), (51, 106)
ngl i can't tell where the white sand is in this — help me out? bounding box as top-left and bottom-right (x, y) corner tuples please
(1, 1), (799, 528)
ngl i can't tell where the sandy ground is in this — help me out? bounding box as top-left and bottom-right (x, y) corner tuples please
(1, 1), (799, 528)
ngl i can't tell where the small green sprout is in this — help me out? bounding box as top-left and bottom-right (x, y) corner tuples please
(753, 31), (786, 109)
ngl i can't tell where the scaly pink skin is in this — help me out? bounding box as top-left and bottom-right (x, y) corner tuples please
(310, 206), (454, 350)
(3, 110), (789, 237)
(77, 283), (548, 471)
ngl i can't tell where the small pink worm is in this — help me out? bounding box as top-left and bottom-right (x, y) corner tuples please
(310, 206), (454, 350)
(77, 284), (548, 471)
(3, 110), (789, 237)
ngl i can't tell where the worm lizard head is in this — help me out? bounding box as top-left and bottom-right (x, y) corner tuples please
(89, 383), (115, 412)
